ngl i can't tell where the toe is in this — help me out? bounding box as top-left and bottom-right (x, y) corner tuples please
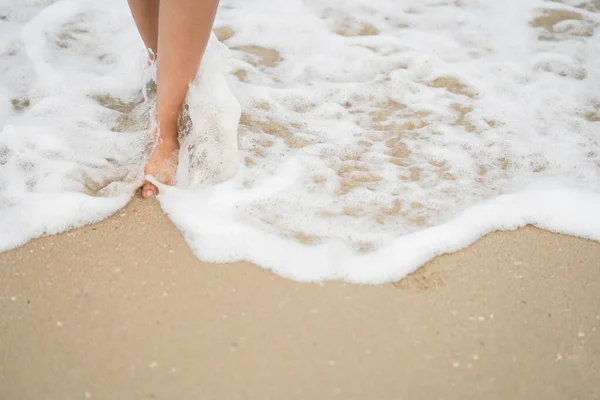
(142, 181), (158, 198)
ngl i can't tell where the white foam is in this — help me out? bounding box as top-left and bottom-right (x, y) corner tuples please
(1, 0), (600, 283)
(176, 35), (241, 188)
(0, 0), (148, 251)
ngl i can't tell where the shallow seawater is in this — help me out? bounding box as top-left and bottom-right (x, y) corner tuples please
(1, 0), (599, 282)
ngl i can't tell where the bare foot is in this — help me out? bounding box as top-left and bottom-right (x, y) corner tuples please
(142, 136), (180, 198)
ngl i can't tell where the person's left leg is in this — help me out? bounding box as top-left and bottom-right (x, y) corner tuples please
(142, 0), (219, 198)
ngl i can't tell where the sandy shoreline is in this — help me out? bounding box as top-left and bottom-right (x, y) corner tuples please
(2, 1), (600, 398)
(1, 194), (599, 399)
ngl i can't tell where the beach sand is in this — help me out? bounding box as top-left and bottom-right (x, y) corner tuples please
(1, 195), (599, 399)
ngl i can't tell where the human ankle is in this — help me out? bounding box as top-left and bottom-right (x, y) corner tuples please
(156, 135), (179, 149)
(155, 120), (178, 144)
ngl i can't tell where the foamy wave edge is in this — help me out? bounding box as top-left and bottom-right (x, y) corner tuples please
(0, 193), (133, 254)
(154, 182), (600, 284)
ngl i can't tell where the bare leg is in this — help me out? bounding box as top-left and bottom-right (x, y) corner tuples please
(127, 0), (159, 60)
(141, 0), (219, 198)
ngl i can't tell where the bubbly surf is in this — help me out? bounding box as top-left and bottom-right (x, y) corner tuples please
(1, 0), (599, 283)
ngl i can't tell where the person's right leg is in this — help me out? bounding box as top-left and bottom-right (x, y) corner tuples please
(127, 0), (159, 60)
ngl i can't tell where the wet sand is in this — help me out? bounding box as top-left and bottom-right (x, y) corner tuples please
(1, 195), (599, 399)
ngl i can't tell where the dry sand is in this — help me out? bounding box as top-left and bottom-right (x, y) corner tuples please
(1, 195), (599, 400)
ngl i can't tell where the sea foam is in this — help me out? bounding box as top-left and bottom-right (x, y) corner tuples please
(1, 0), (599, 283)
